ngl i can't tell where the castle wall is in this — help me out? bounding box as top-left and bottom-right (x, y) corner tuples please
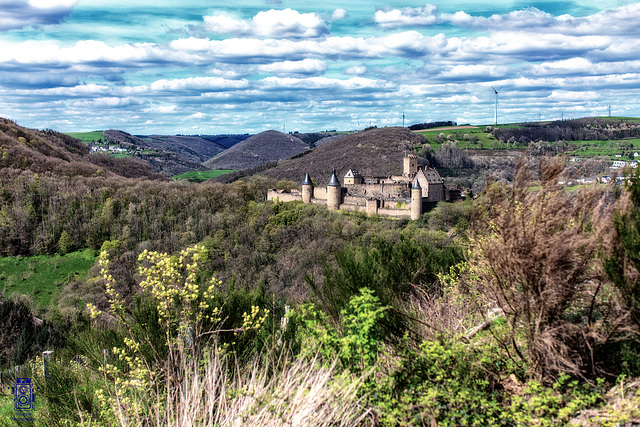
(347, 183), (409, 199)
(267, 189), (302, 203)
(390, 175), (411, 183)
(313, 187), (328, 200)
(426, 183), (445, 202)
(338, 203), (363, 212)
(378, 208), (411, 218)
(343, 195), (366, 206)
(267, 155), (446, 220)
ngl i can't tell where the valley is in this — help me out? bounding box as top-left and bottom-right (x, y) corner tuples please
(1, 116), (640, 425)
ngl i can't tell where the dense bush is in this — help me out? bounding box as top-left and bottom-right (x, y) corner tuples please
(468, 158), (623, 381)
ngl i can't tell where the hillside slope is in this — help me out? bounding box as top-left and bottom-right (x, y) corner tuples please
(136, 135), (227, 163)
(255, 127), (425, 185)
(204, 130), (310, 170)
(0, 118), (164, 179)
(103, 130), (207, 176)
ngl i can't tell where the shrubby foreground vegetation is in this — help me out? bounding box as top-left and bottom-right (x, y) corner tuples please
(1, 157), (640, 426)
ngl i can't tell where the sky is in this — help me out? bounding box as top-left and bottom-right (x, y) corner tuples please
(1, 0), (640, 134)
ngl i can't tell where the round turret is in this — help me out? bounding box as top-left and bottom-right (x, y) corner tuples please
(302, 172), (314, 203)
(411, 178), (422, 220)
(327, 169), (342, 210)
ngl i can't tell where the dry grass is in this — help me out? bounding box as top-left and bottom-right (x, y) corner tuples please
(104, 348), (373, 427)
(399, 285), (485, 341)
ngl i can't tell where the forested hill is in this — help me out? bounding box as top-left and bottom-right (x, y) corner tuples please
(102, 129), (208, 176)
(0, 118), (164, 179)
(204, 130), (311, 170)
(252, 127), (426, 185)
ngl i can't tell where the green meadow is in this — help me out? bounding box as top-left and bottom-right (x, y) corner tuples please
(0, 249), (96, 308)
(415, 125), (521, 151)
(65, 131), (104, 144)
(564, 138), (640, 159)
(173, 169), (236, 182)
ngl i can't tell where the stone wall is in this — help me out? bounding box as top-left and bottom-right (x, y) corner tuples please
(313, 187), (328, 200)
(426, 183), (444, 202)
(267, 189), (301, 203)
(346, 182), (409, 199)
(378, 208), (411, 218)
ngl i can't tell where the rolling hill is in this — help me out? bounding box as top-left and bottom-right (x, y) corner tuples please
(103, 130), (208, 176)
(134, 135), (227, 163)
(252, 127), (426, 185)
(204, 130), (311, 170)
(0, 118), (164, 179)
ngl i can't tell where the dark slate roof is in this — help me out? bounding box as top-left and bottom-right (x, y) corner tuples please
(302, 172), (313, 186)
(412, 178), (422, 190)
(328, 169), (341, 187)
(423, 169), (443, 184)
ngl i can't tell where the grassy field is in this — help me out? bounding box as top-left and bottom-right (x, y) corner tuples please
(564, 138), (640, 159)
(414, 122), (640, 160)
(415, 125), (520, 151)
(173, 170), (236, 182)
(65, 131), (104, 144)
(0, 249), (97, 307)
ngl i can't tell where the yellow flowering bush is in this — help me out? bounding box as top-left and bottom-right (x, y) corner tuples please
(88, 243), (269, 424)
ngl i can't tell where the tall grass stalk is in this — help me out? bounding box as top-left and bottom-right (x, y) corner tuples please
(102, 347), (372, 426)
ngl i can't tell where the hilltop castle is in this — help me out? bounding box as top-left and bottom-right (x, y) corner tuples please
(267, 155), (460, 219)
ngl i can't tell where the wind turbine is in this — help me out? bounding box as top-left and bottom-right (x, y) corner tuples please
(491, 86), (503, 126)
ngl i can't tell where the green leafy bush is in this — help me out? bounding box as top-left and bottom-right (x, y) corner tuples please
(295, 287), (386, 372)
(378, 337), (508, 426)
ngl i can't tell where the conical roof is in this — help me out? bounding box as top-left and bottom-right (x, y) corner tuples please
(327, 169), (341, 187)
(302, 172), (313, 186)
(412, 178), (422, 190)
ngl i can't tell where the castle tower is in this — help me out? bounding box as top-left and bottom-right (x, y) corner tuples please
(411, 178), (422, 220)
(302, 172), (314, 203)
(403, 154), (418, 177)
(327, 169), (342, 211)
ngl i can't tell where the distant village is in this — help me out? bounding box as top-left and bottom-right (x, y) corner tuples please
(89, 140), (142, 156)
(89, 144), (129, 154)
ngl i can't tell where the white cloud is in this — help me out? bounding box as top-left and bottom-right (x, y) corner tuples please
(344, 65), (366, 75)
(0, 0), (78, 31)
(70, 97), (142, 108)
(441, 32), (612, 63)
(547, 90), (599, 101)
(144, 105), (177, 114)
(439, 94), (481, 104)
(257, 59), (327, 75)
(149, 76), (249, 92)
(204, 8), (328, 39)
(260, 76), (393, 92)
(440, 64), (509, 80)
(375, 4), (438, 29)
(28, 0), (78, 8)
(203, 15), (251, 35)
(331, 9), (347, 21)
(442, 3), (640, 36)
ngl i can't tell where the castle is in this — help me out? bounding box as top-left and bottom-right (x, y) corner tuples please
(267, 155), (460, 219)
